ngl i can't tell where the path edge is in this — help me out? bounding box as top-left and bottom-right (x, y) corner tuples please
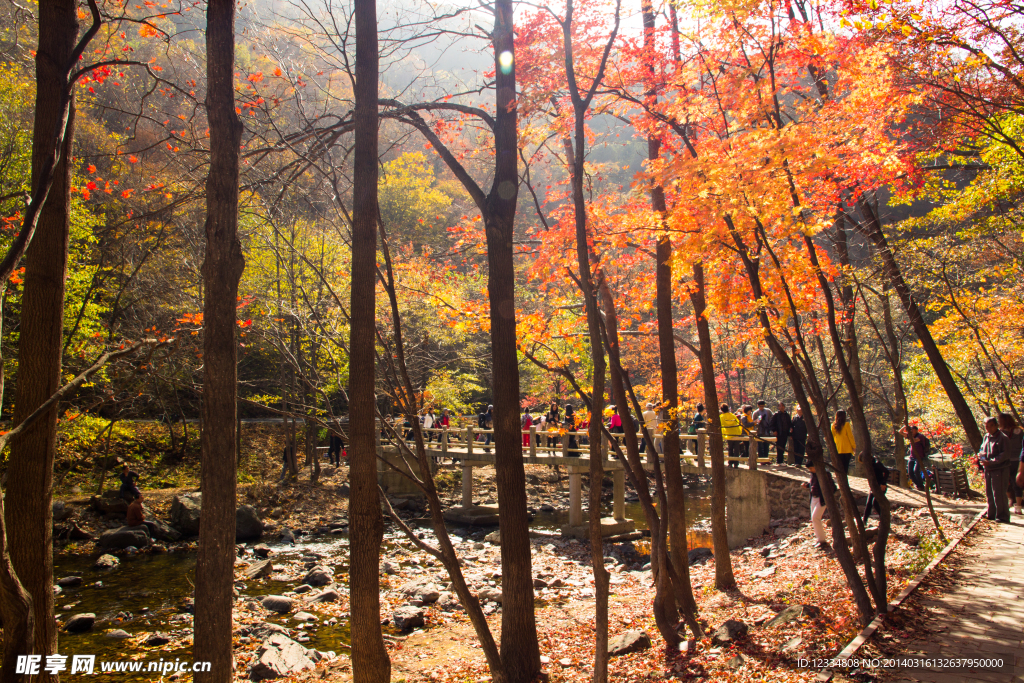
(814, 508), (986, 682)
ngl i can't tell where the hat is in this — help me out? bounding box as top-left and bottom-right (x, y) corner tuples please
(646, 402), (654, 409)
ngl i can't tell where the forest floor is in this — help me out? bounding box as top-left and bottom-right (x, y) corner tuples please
(50, 428), (985, 683)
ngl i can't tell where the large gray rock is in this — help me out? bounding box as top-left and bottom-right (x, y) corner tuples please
(236, 505), (264, 541)
(64, 613), (96, 633)
(766, 605), (820, 627)
(249, 633), (316, 680)
(309, 589), (340, 603)
(392, 606), (425, 631)
(93, 554), (119, 570)
(436, 592), (461, 612)
(713, 619), (748, 643)
(608, 631), (651, 657)
(399, 578), (441, 605)
(53, 500), (70, 521)
(91, 490), (128, 514)
(261, 595), (295, 614)
(477, 588), (502, 604)
(98, 526), (151, 550)
(688, 548), (713, 564)
(143, 519), (182, 543)
(253, 544), (273, 559)
(57, 576), (83, 587)
(170, 493), (202, 536)
(245, 560), (274, 580)
(301, 566), (332, 587)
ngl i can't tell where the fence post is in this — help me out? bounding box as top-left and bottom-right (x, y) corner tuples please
(697, 428), (707, 469)
(441, 427), (449, 460)
(466, 425), (474, 460)
(748, 436), (758, 470)
(529, 426), (537, 459)
(462, 463), (473, 507)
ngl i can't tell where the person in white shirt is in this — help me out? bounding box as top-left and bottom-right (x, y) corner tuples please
(641, 402), (658, 453)
(422, 410), (434, 442)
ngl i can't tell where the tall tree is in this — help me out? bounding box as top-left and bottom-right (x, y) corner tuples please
(4, 0), (80, 673)
(349, 0), (390, 679)
(193, 0), (246, 678)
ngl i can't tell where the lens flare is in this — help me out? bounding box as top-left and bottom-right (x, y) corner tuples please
(498, 50), (514, 74)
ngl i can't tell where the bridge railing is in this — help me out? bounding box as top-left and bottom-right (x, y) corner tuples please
(390, 423), (777, 470)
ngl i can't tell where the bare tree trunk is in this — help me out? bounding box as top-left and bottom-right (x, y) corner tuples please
(4, 0), (79, 673)
(486, 6), (539, 679)
(349, 0), (390, 679)
(689, 263), (736, 591)
(856, 198), (982, 451)
(193, 0), (245, 678)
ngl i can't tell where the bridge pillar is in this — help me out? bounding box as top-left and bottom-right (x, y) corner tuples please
(462, 464), (474, 507)
(569, 467), (582, 527)
(613, 468), (625, 520)
(697, 429), (707, 469)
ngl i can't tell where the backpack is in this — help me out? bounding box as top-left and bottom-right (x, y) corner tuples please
(478, 412), (487, 429)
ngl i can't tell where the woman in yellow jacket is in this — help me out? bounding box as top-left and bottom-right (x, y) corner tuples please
(831, 409), (856, 474)
(719, 403), (744, 468)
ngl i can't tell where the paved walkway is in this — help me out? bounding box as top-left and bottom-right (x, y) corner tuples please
(887, 517), (1024, 683)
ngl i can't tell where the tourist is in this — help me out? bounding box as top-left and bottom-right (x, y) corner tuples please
(564, 404), (579, 455)
(901, 424), (931, 490)
(439, 409), (451, 445)
(119, 464), (141, 501)
(861, 455), (889, 524)
(998, 413), (1023, 516)
(979, 416), (1012, 523)
(423, 409), (435, 443)
(719, 403), (743, 468)
(753, 400), (774, 462)
(641, 402), (657, 453)
(546, 401), (561, 448)
(831, 410), (855, 474)
(479, 404), (494, 452)
(740, 405), (756, 463)
(328, 431), (344, 466)
(522, 408), (533, 448)
(688, 403), (707, 435)
(791, 405), (807, 467)
(771, 402), (793, 465)
(279, 443), (296, 481)
(537, 410), (547, 448)
(126, 493), (145, 527)
(803, 461), (830, 550)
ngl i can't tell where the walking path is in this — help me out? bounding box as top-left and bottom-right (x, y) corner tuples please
(884, 517), (1024, 683)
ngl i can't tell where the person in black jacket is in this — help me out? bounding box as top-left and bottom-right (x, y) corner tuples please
(791, 406), (808, 467)
(861, 455), (889, 524)
(771, 402), (793, 465)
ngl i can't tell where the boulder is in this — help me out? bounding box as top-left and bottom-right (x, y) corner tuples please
(765, 605), (819, 628)
(143, 519), (182, 543)
(55, 522), (93, 541)
(94, 554), (119, 570)
(261, 595), (295, 614)
(253, 544), (273, 559)
(91, 491), (128, 514)
(249, 633), (316, 680)
(484, 530), (501, 544)
(245, 560), (274, 581)
(57, 576), (83, 588)
(64, 613), (96, 633)
(144, 633), (171, 646)
(399, 578), (441, 605)
(774, 527), (796, 538)
(382, 560), (400, 575)
(301, 566), (332, 587)
(687, 548), (713, 564)
(105, 629), (131, 639)
(713, 619), (748, 644)
(309, 589), (340, 603)
(53, 500), (70, 522)
(436, 592), (461, 611)
(293, 612), (317, 623)
(293, 585), (312, 594)
(607, 630), (651, 657)
(477, 588), (502, 604)
(170, 493), (202, 536)
(98, 526), (151, 550)
(392, 606), (425, 631)
(236, 505), (264, 541)
(278, 528), (296, 545)
(753, 567), (776, 578)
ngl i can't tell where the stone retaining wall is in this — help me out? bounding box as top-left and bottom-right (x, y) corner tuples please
(764, 471), (812, 521)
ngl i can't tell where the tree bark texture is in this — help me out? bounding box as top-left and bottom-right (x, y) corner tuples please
(194, 0), (245, 679)
(689, 263), (736, 591)
(4, 0), (78, 674)
(349, 0), (390, 680)
(486, 4), (540, 680)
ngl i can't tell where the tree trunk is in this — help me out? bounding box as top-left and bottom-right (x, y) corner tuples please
(689, 263), (735, 591)
(856, 198), (982, 451)
(4, 0), (78, 673)
(193, 0), (245, 678)
(349, 0), (390, 680)
(486, 5), (539, 680)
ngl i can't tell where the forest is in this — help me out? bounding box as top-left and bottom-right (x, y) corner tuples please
(0, 0), (1021, 680)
